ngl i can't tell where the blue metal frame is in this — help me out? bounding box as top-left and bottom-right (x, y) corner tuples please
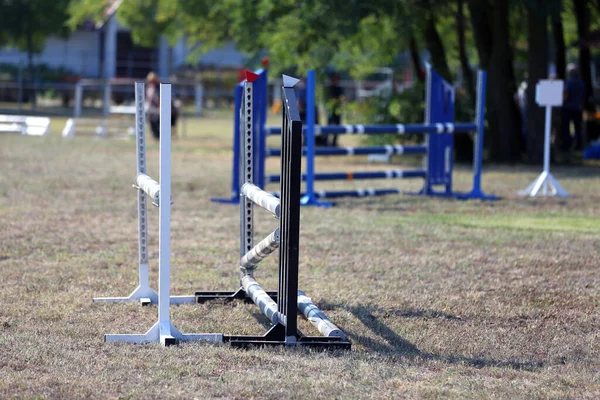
(212, 68), (269, 204)
(214, 66), (497, 206)
(453, 70), (499, 200)
(422, 65), (454, 196)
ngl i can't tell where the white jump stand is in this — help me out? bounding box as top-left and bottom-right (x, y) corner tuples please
(519, 80), (568, 197)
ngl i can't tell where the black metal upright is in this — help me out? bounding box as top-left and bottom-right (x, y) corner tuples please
(195, 75), (350, 350)
(278, 86), (302, 342)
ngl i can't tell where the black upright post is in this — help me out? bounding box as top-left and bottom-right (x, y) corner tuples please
(279, 87), (303, 340)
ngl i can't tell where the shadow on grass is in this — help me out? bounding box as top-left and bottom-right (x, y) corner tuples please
(341, 304), (544, 371)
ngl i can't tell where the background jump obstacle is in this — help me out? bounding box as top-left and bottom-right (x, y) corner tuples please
(213, 65), (497, 206)
(0, 115), (50, 136)
(93, 82), (196, 307)
(196, 72), (351, 349)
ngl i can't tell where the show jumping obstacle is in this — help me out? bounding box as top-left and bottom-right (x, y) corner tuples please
(213, 65), (497, 206)
(196, 71), (350, 348)
(93, 82), (196, 307)
(98, 76), (349, 348)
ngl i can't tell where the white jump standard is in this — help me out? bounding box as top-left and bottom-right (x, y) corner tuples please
(195, 72), (350, 349)
(93, 82), (196, 307)
(100, 83), (222, 345)
(519, 79), (568, 197)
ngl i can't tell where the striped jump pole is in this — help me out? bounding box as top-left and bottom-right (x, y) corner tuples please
(104, 83), (223, 346)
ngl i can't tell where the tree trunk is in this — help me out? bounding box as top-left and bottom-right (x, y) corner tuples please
(487, 0), (522, 162)
(467, 0), (493, 68)
(526, 1), (549, 164)
(573, 0), (593, 111)
(455, 0), (476, 162)
(409, 36), (424, 83)
(457, 0), (475, 102)
(422, 4), (452, 81)
(551, 13), (566, 80)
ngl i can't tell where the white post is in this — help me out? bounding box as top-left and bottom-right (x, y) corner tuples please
(195, 83), (203, 116)
(157, 83), (173, 344)
(519, 79), (568, 197)
(103, 15), (117, 80)
(542, 106), (552, 195)
(74, 83), (83, 118)
(103, 83), (223, 345)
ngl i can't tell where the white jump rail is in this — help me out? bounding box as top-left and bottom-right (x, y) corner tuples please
(0, 115), (50, 136)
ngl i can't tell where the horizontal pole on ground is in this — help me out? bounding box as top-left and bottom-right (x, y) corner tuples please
(240, 182), (280, 218)
(240, 228), (280, 270)
(265, 123), (477, 136)
(136, 174), (160, 206)
(266, 145), (427, 158)
(297, 290), (346, 338)
(266, 169), (426, 183)
(241, 275), (280, 325)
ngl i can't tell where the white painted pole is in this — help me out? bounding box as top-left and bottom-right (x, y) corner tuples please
(542, 106), (552, 195)
(240, 183), (280, 218)
(158, 83), (174, 345)
(74, 83), (83, 118)
(195, 83), (203, 116)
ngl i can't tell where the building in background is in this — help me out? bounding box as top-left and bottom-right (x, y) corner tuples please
(0, 2), (247, 81)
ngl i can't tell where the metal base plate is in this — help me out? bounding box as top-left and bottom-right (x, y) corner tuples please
(195, 289), (351, 350)
(519, 171), (568, 197)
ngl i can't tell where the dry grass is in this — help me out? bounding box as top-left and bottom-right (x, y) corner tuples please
(1, 113), (600, 399)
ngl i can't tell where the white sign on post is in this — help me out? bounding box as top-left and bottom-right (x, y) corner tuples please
(535, 80), (564, 107)
(519, 79), (568, 198)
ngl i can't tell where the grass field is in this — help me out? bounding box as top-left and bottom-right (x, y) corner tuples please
(1, 112), (600, 399)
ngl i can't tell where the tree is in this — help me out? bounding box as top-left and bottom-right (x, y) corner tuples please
(468, 0), (523, 162)
(573, 0), (594, 111)
(0, 0), (71, 106)
(525, 0), (550, 164)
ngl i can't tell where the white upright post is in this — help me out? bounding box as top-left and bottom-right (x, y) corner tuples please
(93, 83), (195, 306)
(104, 84), (222, 346)
(195, 83), (203, 116)
(74, 83), (83, 118)
(157, 83), (174, 344)
(519, 79), (568, 197)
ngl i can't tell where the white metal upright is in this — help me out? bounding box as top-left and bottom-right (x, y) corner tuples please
(93, 82), (196, 306)
(104, 84), (223, 346)
(519, 79), (568, 197)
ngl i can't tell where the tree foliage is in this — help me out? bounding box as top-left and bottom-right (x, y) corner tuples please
(65, 0), (600, 163)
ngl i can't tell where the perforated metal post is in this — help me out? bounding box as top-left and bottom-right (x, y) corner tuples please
(92, 82), (158, 305)
(240, 79), (255, 279)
